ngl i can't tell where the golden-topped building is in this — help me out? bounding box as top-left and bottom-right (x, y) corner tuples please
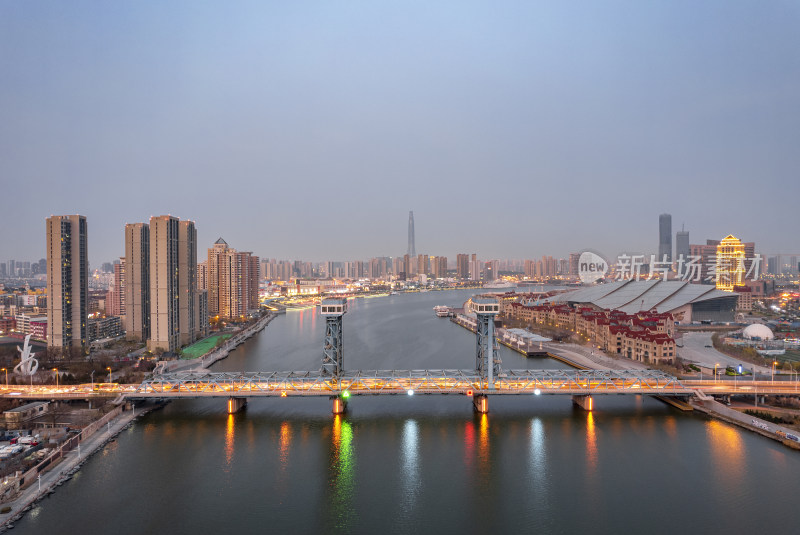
(715, 234), (746, 291)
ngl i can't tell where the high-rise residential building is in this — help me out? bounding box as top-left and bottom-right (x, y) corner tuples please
(125, 223), (150, 341)
(659, 213), (672, 263)
(676, 228), (690, 262)
(407, 211), (416, 257)
(458, 256), (466, 279)
(198, 260), (208, 291)
(417, 254), (429, 276)
(484, 260), (499, 281)
(716, 235), (745, 291)
(177, 220), (197, 346)
(430, 256), (448, 279)
(105, 258), (126, 317)
(470, 254), (480, 281)
(148, 216), (199, 352)
(46, 215), (88, 349)
(569, 253), (580, 278)
(207, 238), (260, 319)
(207, 238), (228, 317)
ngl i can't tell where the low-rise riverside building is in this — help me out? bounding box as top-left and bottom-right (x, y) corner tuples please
(507, 302), (677, 365)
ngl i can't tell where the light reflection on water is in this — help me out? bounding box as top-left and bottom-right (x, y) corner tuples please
(328, 415), (356, 533)
(224, 414), (234, 468)
(706, 419), (745, 489)
(399, 419), (420, 518)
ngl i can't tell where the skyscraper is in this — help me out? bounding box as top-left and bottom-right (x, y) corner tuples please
(456, 254), (469, 279)
(46, 215), (88, 349)
(659, 213), (672, 263)
(148, 215), (199, 352)
(676, 227), (690, 262)
(125, 223), (150, 341)
(407, 211), (416, 257)
(716, 235), (745, 291)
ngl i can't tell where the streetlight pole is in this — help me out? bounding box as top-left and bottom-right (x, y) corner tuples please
(54, 368), (58, 389)
(107, 367), (112, 384)
(714, 364), (719, 384)
(1, 368), (6, 388)
(772, 361), (777, 384)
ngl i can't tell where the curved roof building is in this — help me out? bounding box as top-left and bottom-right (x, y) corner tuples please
(743, 324), (774, 340)
(546, 280), (738, 323)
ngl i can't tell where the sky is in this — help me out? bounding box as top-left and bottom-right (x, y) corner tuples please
(1, 1), (799, 266)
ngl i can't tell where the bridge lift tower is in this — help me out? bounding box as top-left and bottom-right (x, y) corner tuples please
(321, 298), (348, 413)
(472, 298), (500, 413)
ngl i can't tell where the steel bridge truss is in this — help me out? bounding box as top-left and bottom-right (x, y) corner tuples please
(130, 369), (692, 398)
(321, 315), (343, 376)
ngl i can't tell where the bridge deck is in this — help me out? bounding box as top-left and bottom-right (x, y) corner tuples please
(133, 369), (693, 397)
(2, 371), (798, 401)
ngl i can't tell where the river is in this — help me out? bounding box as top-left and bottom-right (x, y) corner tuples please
(13, 289), (800, 534)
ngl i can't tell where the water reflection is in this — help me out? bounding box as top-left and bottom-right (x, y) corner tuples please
(279, 421), (291, 469)
(706, 420), (745, 489)
(463, 419), (475, 469)
(586, 412), (598, 472)
(328, 415), (356, 532)
(399, 419), (420, 517)
(528, 418), (550, 511)
(478, 414), (490, 481)
(224, 414), (235, 468)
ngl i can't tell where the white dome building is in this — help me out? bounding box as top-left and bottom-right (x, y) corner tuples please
(742, 324), (774, 341)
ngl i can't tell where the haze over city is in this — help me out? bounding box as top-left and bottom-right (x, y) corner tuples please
(2, 1), (799, 265)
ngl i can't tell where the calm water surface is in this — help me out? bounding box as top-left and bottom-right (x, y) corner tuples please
(15, 290), (800, 534)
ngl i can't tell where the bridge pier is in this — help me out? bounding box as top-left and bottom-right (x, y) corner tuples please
(572, 395), (593, 411)
(473, 394), (489, 413)
(227, 397), (247, 414)
(332, 395), (348, 415)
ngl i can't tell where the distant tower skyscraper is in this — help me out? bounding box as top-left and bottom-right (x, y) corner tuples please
(676, 226), (690, 262)
(658, 213), (672, 263)
(407, 211), (416, 257)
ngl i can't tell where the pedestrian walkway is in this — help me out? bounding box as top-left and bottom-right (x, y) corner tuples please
(0, 409), (140, 530)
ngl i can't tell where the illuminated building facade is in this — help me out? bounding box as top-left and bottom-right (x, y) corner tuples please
(715, 234), (745, 291)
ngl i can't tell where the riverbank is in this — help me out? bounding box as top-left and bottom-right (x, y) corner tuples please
(156, 311), (280, 373)
(0, 402), (162, 531)
(450, 314), (643, 371)
(690, 398), (800, 450)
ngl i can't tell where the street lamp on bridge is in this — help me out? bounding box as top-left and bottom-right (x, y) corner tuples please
(1, 368), (6, 388)
(772, 361), (777, 384)
(53, 368), (58, 389)
(714, 363), (719, 383)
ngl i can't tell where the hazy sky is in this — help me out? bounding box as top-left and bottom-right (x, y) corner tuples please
(2, 1), (799, 266)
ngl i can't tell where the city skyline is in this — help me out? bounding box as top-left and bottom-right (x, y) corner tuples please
(2, 2), (799, 264)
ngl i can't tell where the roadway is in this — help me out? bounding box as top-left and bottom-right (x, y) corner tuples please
(3, 370), (800, 400)
(678, 331), (772, 374)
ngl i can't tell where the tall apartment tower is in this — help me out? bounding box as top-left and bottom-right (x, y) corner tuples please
(124, 223), (150, 341)
(676, 228), (690, 262)
(407, 211), (416, 257)
(105, 258), (126, 317)
(46, 215), (88, 349)
(149, 216), (198, 352)
(658, 213), (672, 263)
(456, 254), (469, 279)
(207, 238), (260, 319)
